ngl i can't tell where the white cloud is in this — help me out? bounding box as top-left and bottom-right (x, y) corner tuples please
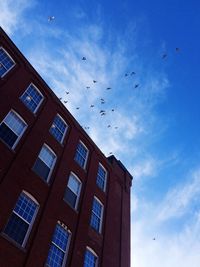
(0, 0), (35, 35)
(157, 168), (200, 221)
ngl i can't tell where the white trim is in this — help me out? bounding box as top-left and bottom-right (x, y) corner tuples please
(0, 46), (16, 78)
(93, 196), (104, 234)
(0, 109), (27, 150)
(20, 83), (44, 114)
(97, 163), (107, 192)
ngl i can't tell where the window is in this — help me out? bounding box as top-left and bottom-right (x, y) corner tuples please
(90, 197), (104, 233)
(0, 47), (15, 77)
(46, 222), (71, 267)
(3, 191), (39, 247)
(0, 110), (27, 149)
(64, 173), (81, 210)
(84, 248), (98, 267)
(32, 144), (56, 182)
(74, 141), (89, 169)
(96, 164), (107, 192)
(20, 84), (44, 113)
(49, 115), (68, 143)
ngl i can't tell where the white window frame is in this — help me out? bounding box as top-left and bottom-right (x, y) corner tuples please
(0, 109), (27, 149)
(96, 163), (107, 192)
(91, 197), (104, 234)
(75, 140), (89, 169)
(0, 46), (16, 78)
(4, 190), (39, 248)
(50, 114), (68, 144)
(64, 172), (82, 210)
(45, 221), (71, 267)
(84, 246), (98, 267)
(34, 144), (57, 183)
(20, 83), (44, 114)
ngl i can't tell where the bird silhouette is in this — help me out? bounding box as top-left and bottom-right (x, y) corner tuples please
(134, 84), (139, 88)
(93, 80), (97, 83)
(86, 86), (90, 89)
(90, 105), (94, 108)
(125, 73), (128, 77)
(64, 101), (68, 103)
(111, 109), (115, 112)
(153, 238), (156, 240)
(100, 110), (106, 113)
(59, 97), (62, 100)
(107, 125), (111, 128)
(162, 54), (167, 59)
(106, 87), (111, 90)
(175, 47), (180, 52)
(114, 126), (118, 129)
(65, 91), (69, 94)
(82, 57), (86, 60)
(48, 16), (55, 22)
(76, 107), (80, 110)
(131, 71), (136, 75)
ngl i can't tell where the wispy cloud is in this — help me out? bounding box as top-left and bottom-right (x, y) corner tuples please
(0, 0), (35, 35)
(157, 168), (200, 221)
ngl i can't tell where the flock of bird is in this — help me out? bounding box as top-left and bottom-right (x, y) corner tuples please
(48, 15), (180, 157)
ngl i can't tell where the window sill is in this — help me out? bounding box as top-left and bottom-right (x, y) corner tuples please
(0, 232), (27, 252)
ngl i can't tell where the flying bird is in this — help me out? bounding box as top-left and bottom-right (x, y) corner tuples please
(175, 47), (180, 52)
(86, 86), (90, 89)
(152, 238), (156, 240)
(125, 73), (128, 77)
(82, 57), (86, 60)
(76, 107), (80, 110)
(114, 126), (118, 129)
(93, 80), (97, 83)
(90, 105), (94, 108)
(107, 125), (111, 128)
(162, 53), (167, 59)
(65, 91), (69, 94)
(48, 16), (55, 22)
(134, 84), (139, 88)
(59, 97), (62, 100)
(111, 109), (115, 112)
(106, 87), (111, 90)
(64, 101), (68, 103)
(100, 110), (106, 113)
(131, 71), (136, 75)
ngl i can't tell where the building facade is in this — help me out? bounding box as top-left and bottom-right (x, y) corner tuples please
(0, 27), (132, 267)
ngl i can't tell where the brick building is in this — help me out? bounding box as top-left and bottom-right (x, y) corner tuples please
(0, 27), (132, 267)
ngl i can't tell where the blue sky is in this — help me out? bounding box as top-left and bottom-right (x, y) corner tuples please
(1, 0), (200, 266)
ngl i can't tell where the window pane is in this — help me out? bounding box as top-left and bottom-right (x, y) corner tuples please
(46, 224), (70, 267)
(68, 175), (80, 194)
(20, 84), (43, 113)
(46, 244), (65, 267)
(64, 188), (77, 208)
(32, 158), (50, 181)
(0, 48), (15, 77)
(84, 249), (97, 267)
(0, 123), (18, 147)
(4, 213), (29, 245)
(4, 111), (26, 136)
(74, 142), (88, 168)
(39, 146), (55, 168)
(49, 115), (67, 143)
(14, 193), (38, 223)
(3, 193), (38, 246)
(96, 165), (107, 191)
(90, 199), (103, 232)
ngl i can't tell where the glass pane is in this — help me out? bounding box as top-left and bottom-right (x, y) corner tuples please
(33, 158), (50, 181)
(4, 111), (26, 136)
(52, 224), (69, 251)
(39, 146), (55, 168)
(4, 213), (29, 245)
(68, 175), (80, 194)
(64, 188), (77, 208)
(46, 244), (65, 267)
(84, 249), (97, 267)
(0, 123), (18, 148)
